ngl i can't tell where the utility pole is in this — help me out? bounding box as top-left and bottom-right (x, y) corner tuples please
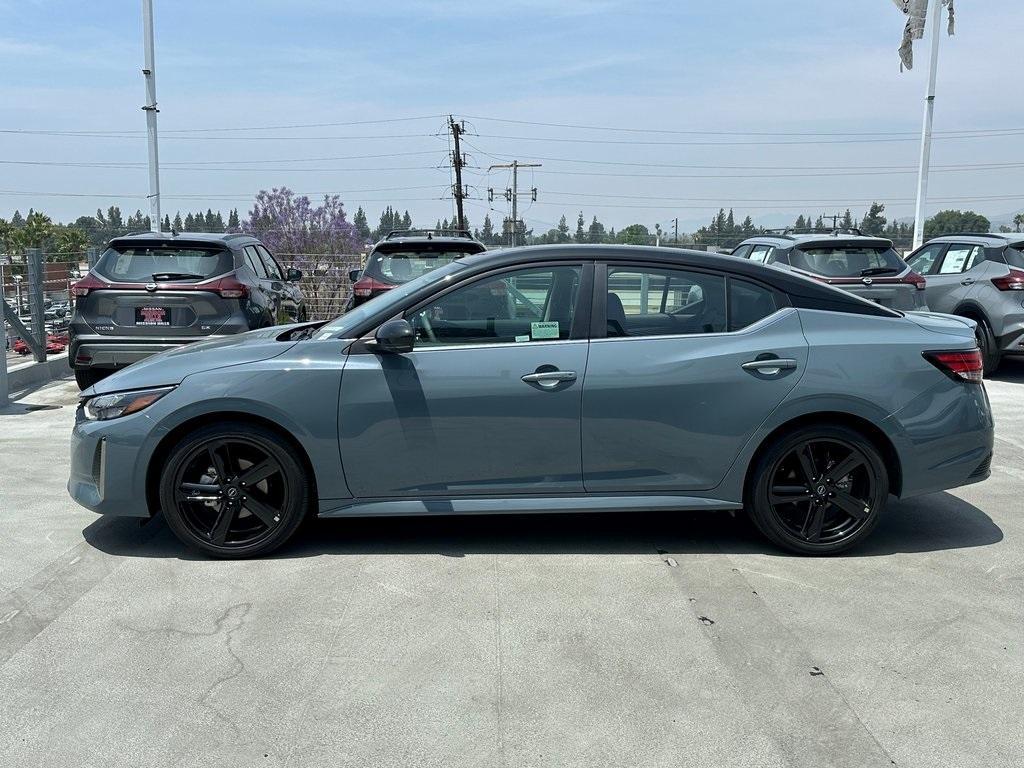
(912, 0), (943, 250)
(449, 116), (468, 231)
(487, 160), (540, 247)
(673, 217), (679, 244)
(141, 0), (161, 232)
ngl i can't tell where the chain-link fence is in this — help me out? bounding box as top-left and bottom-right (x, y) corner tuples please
(275, 253), (364, 320)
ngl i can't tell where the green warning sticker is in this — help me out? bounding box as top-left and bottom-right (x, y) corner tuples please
(531, 321), (560, 340)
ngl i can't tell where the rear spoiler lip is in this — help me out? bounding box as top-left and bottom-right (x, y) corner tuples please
(89, 268), (233, 289)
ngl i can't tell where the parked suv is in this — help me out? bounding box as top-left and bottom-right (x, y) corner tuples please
(347, 229), (486, 309)
(69, 232), (306, 389)
(905, 232), (1024, 374)
(730, 229), (927, 311)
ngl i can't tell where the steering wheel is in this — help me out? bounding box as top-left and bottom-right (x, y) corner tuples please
(417, 312), (438, 343)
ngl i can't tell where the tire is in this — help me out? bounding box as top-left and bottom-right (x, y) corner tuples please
(973, 318), (1000, 377)
(158, 421), (311, 558)
(747, 424), (888, 555)
(74, 368), (107, 390)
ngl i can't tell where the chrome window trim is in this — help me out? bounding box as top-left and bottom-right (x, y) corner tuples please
(589, 306), (793, 344)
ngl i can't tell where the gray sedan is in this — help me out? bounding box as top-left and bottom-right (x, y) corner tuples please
(68, 245), (993, 558)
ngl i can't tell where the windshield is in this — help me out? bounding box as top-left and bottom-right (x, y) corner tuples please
(95, 245), (233, 282)
(364, 246), (480, 284)
(1005, 246), (1024, 269)
(317, 259), (471, 339)
(790, 245), (906, 278)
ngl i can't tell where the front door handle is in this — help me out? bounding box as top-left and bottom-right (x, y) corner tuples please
(522, 370), (577, 389)
(741, 358), (797, 376)
(961, 278), (976, 286)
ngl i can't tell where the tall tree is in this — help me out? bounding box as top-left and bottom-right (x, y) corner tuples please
(587, 216), (606, 243)
(227, 208), (240, 231)
(617, 224), (650, 245)
(481, 214), (495, 245)
(860, 202), (887, 235)
(840, 209), (854, 230)
(173, 212), (184, 231)
(574, 211), (586, 243)
(353, 206), (371, 241)
(924, 210), (990, 239)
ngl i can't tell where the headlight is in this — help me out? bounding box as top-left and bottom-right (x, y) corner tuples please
(82, 386), (175, 421)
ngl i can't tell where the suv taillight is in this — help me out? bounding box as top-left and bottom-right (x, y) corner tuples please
(924, 349), (984, 384)
(212, 276), (249, 299)
(353, 277), (393, 298)
(70, 274), (105, 298)
(992, 267), (1024, 291)
(903, 270), (927, 290)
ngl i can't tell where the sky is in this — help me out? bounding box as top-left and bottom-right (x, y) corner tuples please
(0, 0), (1022, 235)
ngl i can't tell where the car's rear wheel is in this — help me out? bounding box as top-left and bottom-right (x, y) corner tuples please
(74, 368), (107, 390)
(748, 425), (888, 555)
(973, 317), (1000, 376)
(158, 422), (310, 558)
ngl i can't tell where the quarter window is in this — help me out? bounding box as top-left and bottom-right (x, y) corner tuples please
(749, 245), (773, 263)
(256, 245), (283, 280)
(729, 279), (778, 331)
(407, 265), (581, 346)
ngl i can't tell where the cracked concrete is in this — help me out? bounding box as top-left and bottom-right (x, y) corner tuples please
(1, 369), (1022, 767)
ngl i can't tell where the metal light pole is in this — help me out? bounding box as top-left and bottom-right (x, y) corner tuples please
(141, 0), (162, 232)
(911, 0), (943, 250)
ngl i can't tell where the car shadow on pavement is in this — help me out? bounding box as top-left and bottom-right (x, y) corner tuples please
(82, 490), (1002, 560)
(989, 357), (1024, 383)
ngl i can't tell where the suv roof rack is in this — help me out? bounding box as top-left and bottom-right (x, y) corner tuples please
(762, 226), (866, 237)
(383, 228), (474, 241)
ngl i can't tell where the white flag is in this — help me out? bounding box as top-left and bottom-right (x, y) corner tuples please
(893, 0), (955, 70)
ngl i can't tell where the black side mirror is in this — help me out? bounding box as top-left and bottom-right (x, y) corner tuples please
(286, 267), (303, 282)
(348, 269), (361, 283)
(374, 319), (415, 354)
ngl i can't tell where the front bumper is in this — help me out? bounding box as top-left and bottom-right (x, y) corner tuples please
(67, 405), (155, 517)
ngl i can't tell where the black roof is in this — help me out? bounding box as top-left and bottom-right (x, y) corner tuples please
(373, 229), (483, 249)
(108, 231), (259, 248)
(427, 244), (899, 317)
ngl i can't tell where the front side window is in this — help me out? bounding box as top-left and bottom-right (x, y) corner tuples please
(907, 243), (945, 275)
(731, 245), (752, 259)
(937, 244), (983, 274)
(606, 267), (727, 337)
(95, 245), (233, 282)
(256, 245), (283, 280)
(244, 246), (268, 278)
(407, 265), (581, 346)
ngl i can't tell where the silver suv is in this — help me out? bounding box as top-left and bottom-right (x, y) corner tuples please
(730, 229), (928, 312)
(905, 232), (1024, 375)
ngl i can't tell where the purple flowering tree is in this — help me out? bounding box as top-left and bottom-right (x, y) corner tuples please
(246, 187), (365, 319)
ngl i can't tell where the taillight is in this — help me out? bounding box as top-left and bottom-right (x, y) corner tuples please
(924, 349), (984, 384)
(71, 274), (105, 298)
(353, 277), (393, 298)
(212, 276), (249, 299)
(903, 270), (927, 291)
(991, 267), (1024, 291)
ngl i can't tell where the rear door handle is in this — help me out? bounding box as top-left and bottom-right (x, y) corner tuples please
(960, 278), (976, 286)
(741, 358), (797, 376)
(522, 370), (577, 388)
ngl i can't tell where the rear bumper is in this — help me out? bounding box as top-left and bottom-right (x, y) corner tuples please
(996, 315), (1024, 355)
(69, 335), (232, 369)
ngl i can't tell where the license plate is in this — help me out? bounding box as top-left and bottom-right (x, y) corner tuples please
(136, 306), (169, 326)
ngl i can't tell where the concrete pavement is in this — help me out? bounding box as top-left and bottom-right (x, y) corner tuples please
(0, 365), (1021, 768)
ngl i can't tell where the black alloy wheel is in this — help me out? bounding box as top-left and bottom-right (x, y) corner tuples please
(159, 422), (309, 558)
(973, 318), (1001, 377)
(749, 425), (888, 555)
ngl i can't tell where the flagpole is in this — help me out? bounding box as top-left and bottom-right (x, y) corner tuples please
(912, 0), (943, 250)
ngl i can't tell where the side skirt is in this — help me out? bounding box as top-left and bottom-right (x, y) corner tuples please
(317, 494), (743, 518)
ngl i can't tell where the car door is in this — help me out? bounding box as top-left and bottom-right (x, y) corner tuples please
(338, 262), (592, 498)
(583, 262), (807, 492)
(255, 245), (298, 323)
(241, 245), (275, 327)
(922, 243), (983, 313)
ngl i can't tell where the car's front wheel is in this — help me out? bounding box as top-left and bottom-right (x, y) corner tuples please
(158, 422), (310, 558)
(748, 425), (888, 555)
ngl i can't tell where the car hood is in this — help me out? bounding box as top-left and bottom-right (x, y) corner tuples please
(904, 311), (977, 341)
(84, 323), (314, 395)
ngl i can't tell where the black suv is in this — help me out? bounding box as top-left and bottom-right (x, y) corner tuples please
(348, 229), (487, 309)
(730, 229), (927, 311)
(69, 232), (306, 389)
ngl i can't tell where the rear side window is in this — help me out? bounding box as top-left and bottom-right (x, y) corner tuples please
(790, 246), (904, 277)
(937, 244), (984, 274)
(95, 245), (232, 282)
(748, 245), (773, 263)
(244, 246), (268, 278)
(606, 266), (727, 337)
(256, 245), (282, 280)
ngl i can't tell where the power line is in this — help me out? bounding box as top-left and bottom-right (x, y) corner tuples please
(0, 115), (445, 136)
(0, 130), (441, 141)
(460, 114), (1024, 138)
(475, 131), (1024, 147)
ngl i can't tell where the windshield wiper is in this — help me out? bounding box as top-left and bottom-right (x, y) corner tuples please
(152, 272), (206, 281)
(860, 267), (900, 276)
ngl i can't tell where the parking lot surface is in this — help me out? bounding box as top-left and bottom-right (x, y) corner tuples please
(1, 366), (1022, 768)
